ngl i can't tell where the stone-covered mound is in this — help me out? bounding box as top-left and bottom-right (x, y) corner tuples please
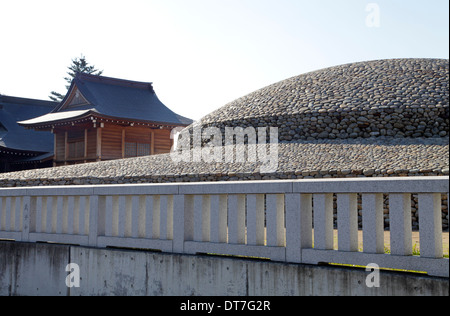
(198, 58), (449, 140)
(0, 58), (448, 186)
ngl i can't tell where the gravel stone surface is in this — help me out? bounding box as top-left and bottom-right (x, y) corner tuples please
(0, 137), (447, 185)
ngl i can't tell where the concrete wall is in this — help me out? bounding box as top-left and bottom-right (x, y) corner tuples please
(0, 241), (448, 296)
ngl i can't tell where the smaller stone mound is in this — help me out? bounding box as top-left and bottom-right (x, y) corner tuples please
(0, 138), (447, 187)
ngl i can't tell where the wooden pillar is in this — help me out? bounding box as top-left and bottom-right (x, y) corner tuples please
(96, 127), (102, 161)
(122, 128), (126, 158)
(53, 132), (57, 167)
(150, 131), (155, 155)
(84, 128), (88, 163)
(64, 131), (68, 165)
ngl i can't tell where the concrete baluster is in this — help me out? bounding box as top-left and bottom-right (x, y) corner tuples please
(67, 196), (75, 235)
(131, 195), (140, 238)
(55, 196), (64, 234)
(159, 195), (173, 240)
(172, 194), (188, 253)
(285, 193), (313, 263)
(228, 194), (245, 244)
(88, 195), (99, 247)
(266, 194), (285, 247)
(118, 195), (127, 238)
(5, 197), (12, 232)
(105, 196), (114, 237)
(0, 197), (3, 231)
(389, 194), (413, 256)
(313, 193), (334, 250)
(337, 193), (358, 252)
(21, 196), (31, 242)
(193, 195), (209, 242)
(210, 195), (227, 244)
(79, 196), (87, 236)
(246, 194), (265, 246)
(418, 193), (443, 258)
(362, 193), (384, 254)
(144, 196), (154, 239)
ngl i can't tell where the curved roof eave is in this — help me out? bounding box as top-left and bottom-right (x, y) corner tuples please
(18, 109), (192, 129)
(17, 109), (93, 127)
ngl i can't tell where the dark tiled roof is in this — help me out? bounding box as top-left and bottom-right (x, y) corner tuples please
(56, 73), (193, 125)
(0, 95), (55, 153)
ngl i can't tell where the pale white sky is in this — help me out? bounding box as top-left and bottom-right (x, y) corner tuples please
(0, 0), (448, 121)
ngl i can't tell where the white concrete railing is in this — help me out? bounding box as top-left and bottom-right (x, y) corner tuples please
(0, 177), (448, 277)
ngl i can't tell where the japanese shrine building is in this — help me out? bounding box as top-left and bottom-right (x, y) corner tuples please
(0, 95), (56, 172)
(19, 73), (193, 167)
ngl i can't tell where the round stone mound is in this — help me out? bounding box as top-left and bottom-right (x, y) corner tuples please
(199, 58), (449, 140)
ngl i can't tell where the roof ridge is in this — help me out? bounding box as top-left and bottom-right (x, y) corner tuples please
(0, 95), (57, 107)
(75, 72), (154, 91)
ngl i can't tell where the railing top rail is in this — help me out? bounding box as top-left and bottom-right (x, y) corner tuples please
(0, 176), (448, 196)
(291, 176), (449, 194)
(177, 180), (293, 195)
